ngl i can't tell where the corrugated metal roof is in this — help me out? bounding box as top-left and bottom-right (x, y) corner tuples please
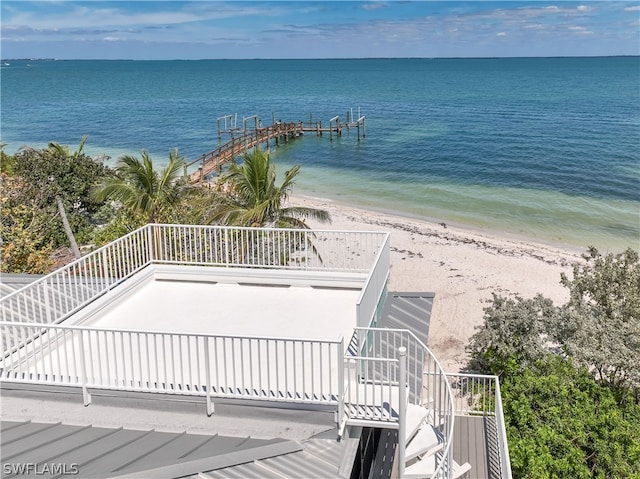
(380, 292), (433, 347)
(377, 291), (434, 404)
(0, 420), (311, 479)
(199, 438), (344, 479)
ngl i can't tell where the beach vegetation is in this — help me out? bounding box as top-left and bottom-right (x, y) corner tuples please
(93, 149), (190, 224)
(0, 144), (15, 175)
(555, 247), (640, 394)
(0, 173), (55, 273)
(500, 355), (640, 479)
(467, 247), (640, 478)
(4, 138), (114, 267)
(466, 293), (559, 374)
(209, 148), (330, 228)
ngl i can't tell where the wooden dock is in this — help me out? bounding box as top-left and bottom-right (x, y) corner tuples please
(186, 113), (366, 184)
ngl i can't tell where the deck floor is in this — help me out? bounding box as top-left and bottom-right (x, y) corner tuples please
(79, 277), (359, 343)
(453, 415), (503, 479)
(5, 276), (361, 401)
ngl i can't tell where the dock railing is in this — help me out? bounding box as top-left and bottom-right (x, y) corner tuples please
(445, 372), (512, 479)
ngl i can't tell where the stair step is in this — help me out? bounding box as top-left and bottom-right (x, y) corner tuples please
(453, 461), (472, 478)
(344, 382), (400, 410)
(404, 452), (436, 478)
(405, 404), (428, 443)
(405, 424), (439, 461)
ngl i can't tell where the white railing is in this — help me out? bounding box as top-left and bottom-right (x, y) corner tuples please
(0, 227), (151, 325)
(347, 328), (455, 479)
(445, 373), (512, 479)
(0, 321), (344, 414)
(152, 224), (387, 272)
(356, 233), (390, 328)
(0, 225), (389, 327)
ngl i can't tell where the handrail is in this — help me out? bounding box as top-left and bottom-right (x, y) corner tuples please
(0, 225), (389, 326)
(446, 372), (512, 479)
(352, 327), (456, 479)
(0, 321), (344, 409)
(0, 226), (151, 324)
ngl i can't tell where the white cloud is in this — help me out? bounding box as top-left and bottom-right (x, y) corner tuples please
(497, 32), (507, 36)
(624, 6), (640, 12)
(568, 25), (593, 34)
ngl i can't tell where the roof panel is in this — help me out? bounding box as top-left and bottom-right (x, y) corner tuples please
(0, 422), (317, 479)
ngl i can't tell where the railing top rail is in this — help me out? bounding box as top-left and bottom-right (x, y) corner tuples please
(445, 372), (500, 381)
(0, 225), (152, 304)
(355, 326), (456, 478)
(0, 321), (345, 344)
(346, 355), (399, 363)
(1, 225), (389, 304)
(152, 223), (390, 238)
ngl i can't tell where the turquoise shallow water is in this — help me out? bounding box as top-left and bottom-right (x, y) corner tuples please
(1, 57), (639, 251)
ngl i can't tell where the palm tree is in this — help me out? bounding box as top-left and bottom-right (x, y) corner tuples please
(93, 149), (187, 223)
(211, 148), (330, 228)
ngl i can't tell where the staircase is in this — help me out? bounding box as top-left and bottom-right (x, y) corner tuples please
(343, 327), (469, 479)
(403, 403), (471, 478)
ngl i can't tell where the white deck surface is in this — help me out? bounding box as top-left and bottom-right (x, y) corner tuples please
(81, 276), (359, 343)
(5, 272), (362, 403)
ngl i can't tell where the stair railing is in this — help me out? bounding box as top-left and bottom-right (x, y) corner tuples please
(348, 327), (455, 478)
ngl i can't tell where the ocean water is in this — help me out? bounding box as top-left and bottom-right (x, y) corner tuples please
(1, 57), (639, 252)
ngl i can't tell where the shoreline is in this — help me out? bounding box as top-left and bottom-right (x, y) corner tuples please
(289, 194), (583, 371)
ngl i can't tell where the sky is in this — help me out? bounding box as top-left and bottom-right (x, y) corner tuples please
(1, 1), (639, 59)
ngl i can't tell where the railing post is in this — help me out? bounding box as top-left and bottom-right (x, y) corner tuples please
(495, 378), (513, 479)
(77, 330), (92, 406)
(304, 230), (309, 270)
(224, 228), (230, 266)
(398, 346), (407, 478)
(43, 284), (52, 324)
(146, 224), (155, 263)
(102, 248), (110, 290)
(204, 336), (214, 416)
(337, 338), (345, 429)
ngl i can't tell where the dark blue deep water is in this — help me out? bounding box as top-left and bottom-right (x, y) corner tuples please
(2, 57), (639, 250)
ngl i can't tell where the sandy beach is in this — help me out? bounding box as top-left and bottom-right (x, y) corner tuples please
(290, 195), (584, 372)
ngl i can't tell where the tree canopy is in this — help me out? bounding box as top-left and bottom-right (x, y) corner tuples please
(1, 139), (115, 271)
(93, 149), (189, 224)
(557, 247), (640, 391)
(466, 247), (640, 478)
(210, 149), (330, 228)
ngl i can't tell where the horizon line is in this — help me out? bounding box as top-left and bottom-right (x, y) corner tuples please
(2, 55), (639, 62)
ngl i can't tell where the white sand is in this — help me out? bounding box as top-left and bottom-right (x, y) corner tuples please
(289, 195), (584, 372)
